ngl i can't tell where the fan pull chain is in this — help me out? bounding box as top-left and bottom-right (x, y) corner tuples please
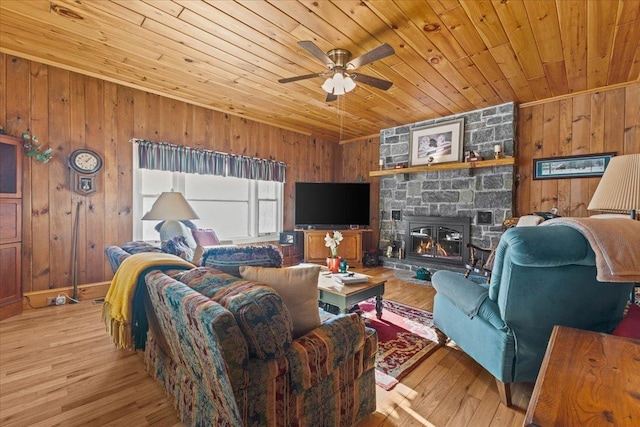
(339, 95), (346, 142)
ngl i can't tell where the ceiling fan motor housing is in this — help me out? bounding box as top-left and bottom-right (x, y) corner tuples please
(327, 48), (352, 69)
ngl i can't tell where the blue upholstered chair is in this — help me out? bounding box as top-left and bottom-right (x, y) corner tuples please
(431, 225), (634, 406)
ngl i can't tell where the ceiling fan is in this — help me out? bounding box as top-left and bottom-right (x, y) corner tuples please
(278, 41), (395, 102)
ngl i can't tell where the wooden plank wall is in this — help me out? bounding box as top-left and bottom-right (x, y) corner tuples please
(334, 136), (381, 250)
(3, 52), (638, 293)
(516, 83), (640, 217)
(0, 54), (337, 292)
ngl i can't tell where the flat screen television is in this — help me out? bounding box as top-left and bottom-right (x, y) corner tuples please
(295, 182), (370, 229)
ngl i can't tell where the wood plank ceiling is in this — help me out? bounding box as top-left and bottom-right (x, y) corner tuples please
(1, 0), (639, 142)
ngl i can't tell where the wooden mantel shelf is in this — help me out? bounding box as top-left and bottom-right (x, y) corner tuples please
(369, 157), (515, 177)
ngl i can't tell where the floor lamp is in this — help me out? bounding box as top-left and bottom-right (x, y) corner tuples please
(587, 153), (640, 220)
(588, 153), (640, 303)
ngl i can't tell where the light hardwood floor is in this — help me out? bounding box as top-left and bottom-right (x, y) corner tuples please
(0, 267), (532, 426)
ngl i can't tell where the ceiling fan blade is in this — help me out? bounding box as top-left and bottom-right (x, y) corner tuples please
(325, 93), (338, 102)
(298, 41), (335, 67)
(347, 43), (395, 69)
(352, 73), (393, 91)
(278, 72), (324, 84)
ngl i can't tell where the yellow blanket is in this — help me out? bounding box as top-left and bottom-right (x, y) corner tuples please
(102, 252), (194, 350)
(542, 217), (640, 282)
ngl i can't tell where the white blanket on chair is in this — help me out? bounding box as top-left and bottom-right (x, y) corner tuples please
(542, 217), (640, 283)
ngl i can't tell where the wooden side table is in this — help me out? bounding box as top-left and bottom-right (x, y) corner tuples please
(524, 325), (640, 427)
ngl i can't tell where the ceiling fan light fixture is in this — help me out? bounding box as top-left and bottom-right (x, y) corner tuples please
(332, 72), (345, 95)
(343, 76), (356, 92)
(321, 77), (334, 93)
(280, 41), (395, 101)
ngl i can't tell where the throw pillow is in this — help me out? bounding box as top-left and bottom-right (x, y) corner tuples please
(612, 303), (640, 340)
(192, 229), (222, 265)
(240, 265), (321, 338)
(192, 229), (221, 246)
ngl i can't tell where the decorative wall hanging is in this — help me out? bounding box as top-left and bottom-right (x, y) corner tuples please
(533, 152), (615, 180)
(21, 131), (53, 163)
(68, 148), (103, 195)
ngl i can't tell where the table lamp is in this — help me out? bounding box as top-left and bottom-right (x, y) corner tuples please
(587, 153), (640, 220)
(142, 191), (200, 241)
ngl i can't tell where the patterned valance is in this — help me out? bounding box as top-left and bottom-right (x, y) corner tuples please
(130, 139), (286, 182)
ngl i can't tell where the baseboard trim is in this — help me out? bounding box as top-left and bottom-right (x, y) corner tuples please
(23, 281), (111, 310)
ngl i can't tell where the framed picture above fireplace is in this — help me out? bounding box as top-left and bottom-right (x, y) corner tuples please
(409, 118), (464, 166)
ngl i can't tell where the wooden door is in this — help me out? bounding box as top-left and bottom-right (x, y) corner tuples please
(0, 134), (23, 320)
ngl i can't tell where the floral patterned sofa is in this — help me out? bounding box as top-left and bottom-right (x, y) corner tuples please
(141, 267), (378, 426)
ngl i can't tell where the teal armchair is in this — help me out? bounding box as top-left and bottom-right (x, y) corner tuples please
(431, 225), (634, 406)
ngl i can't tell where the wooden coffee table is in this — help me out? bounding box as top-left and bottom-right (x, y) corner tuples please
(317, 272), (386, 319)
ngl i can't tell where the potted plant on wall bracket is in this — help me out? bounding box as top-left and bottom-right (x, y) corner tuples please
(324, 230), (343, 273)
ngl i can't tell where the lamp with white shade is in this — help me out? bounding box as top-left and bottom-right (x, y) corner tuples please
(142, 191), (200, 244)
(587, 153), (640, 220)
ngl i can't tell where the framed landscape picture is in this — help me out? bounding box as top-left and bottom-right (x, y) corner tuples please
(409, 118), (464, 166)
(533, 152), (615, 180)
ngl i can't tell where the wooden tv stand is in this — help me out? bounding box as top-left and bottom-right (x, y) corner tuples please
(302, 229), (371, 268)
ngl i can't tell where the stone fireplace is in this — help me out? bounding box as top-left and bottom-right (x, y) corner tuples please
(378, 102), (516, 273)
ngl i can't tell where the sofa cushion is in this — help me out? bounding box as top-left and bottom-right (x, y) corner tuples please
(180, 267), (246, 296)
(240, 265), (322, 338)
(179, 267), (293, 360)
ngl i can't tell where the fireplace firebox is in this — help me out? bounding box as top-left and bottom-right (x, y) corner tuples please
(404, 216), (470, 267)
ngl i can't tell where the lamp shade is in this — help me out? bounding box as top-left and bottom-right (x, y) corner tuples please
(587, 153), (640, 216)
(142, 191), (200, 220)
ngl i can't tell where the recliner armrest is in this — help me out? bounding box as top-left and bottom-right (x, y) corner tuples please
(476, 298), (507, 331)
(432, 270), (489, 318)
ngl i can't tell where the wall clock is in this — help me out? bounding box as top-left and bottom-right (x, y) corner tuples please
(68, 148), (103, 196)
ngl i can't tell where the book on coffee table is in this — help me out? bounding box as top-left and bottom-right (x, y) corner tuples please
(332, 273), (369, 285)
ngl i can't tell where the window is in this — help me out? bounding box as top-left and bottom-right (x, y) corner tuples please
(133, 149), (283, 243)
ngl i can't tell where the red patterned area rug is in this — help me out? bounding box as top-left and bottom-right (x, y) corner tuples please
(358, 298), (441, 390)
